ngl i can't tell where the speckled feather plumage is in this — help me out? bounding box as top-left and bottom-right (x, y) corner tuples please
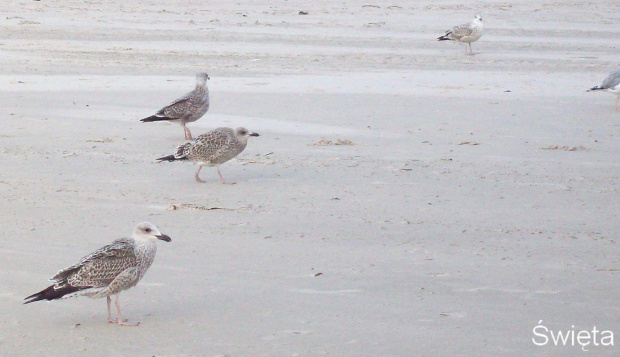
(448, 23), (474, 39)
(442, 18), (483, 43)
(49, 238), (157, 299)
(156, 85), (210, 123)
(175, 127), (249, 166)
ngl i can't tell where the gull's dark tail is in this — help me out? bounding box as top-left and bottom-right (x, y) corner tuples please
(589, 86), (602, 91)
(156, 154), (184, 162)
(24, 285), (81, 304)
(140, 115), (175, 123)
(437, 33), (453, 41)
(157, 143), (191, 162)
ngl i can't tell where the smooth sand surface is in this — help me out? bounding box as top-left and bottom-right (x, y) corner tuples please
(1, 1), (619, 356)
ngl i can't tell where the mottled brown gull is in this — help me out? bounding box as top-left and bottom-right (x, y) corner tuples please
(24, 222), (171, 327)
(588, 67), (620, 111)
(140, 72), (210, 140)
(437, 15), (484, 55)
(157, 127), (259, 184)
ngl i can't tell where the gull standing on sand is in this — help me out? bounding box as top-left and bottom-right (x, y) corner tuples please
(24, 222), (171, 327)
(140, 72), (210, 140)
(588, 67), (620, 111)
(437, 15), (484, 55)
(157, 127), (259, 184)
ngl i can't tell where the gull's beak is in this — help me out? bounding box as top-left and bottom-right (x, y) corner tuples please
(156, 234), (172, 242)
(249, 132), (259, 137)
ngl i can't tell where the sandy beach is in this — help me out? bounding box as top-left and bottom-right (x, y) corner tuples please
(1, 1), (619, 356)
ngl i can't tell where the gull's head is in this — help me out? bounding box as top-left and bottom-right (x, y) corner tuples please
(234, 127), (259, 143)
(474, 14), (482, 22)
(196, 72), (210, 86)
(132, 222), (172, 243)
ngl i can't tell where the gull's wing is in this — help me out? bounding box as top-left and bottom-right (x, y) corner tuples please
(449, 23), (474, 40)
(51, 238), (137, 289)
(600, 68), (620, 90)
(156, 91), (197, 119)
(185, 128), (234, 161)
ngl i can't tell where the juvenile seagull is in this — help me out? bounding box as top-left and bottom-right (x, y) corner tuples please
(157, 127), (259, 184)
(438, 15), (484, 55)
(588, 67), (620, 111)
(24, 222), (171, 327)
(140, 72), (210, 140)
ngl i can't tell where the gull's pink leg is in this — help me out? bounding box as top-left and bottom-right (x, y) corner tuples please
(180, 121), (193, 140)
(195, 166), (205, 183)
(217, 165), (235, 185)
(106, 296), (115, 323)
(114, 295), (140, 327)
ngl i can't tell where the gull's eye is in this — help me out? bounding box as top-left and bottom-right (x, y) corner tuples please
(145, 228), (152, 233)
